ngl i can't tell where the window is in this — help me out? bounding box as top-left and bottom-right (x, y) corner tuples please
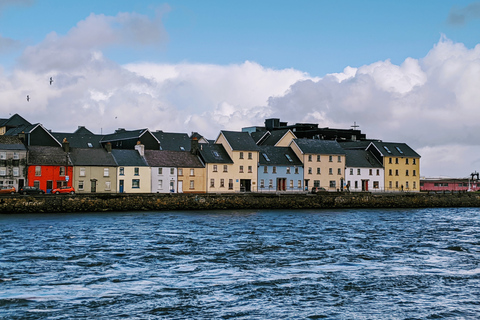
(295, 167), (299, 174)
(134, 167), (139, 176)
(190, 180), (194, 189)
(329, 155), (333, 162)
(248, 152), (252, 160)
(239, 166), (244, 173)
(120, 167), (124, 175)
(213, 165), (218, 172)
(369, 169), (372, 175)
(156, 168), (162, 175)
(395, 158), (399, 164)
(78, 180), (84, 190)
(0, 167), (6, 176)
(338, 168), (342, 175)
(35, 166), (41, 176)
(239, 152), (244, 159)
(396, 181), (399, 188)
(13, 167), (19, 176)
(389, 169), (392, 176)
(220, 179), (225, 188)
(158, 180), (163, 189)
(376, 169), (380, 176)
(104, 168), (109, 177)
(248, 166), (252, 173)
(329, 180), (336, 188)
(308, 155), (312, 162)
(406, 181), (409, 189)
(357, 169), (361, 175)
(308, 167), (312, 174)
(373, 181), (379, 189)
(406, 170), (409, 176)
(350, 168), (353, 175)
(269, 179), (273, 188)
(290, 180), (294, 189)
(264, 166), (268, 173)
(413, 170), (416, 176)
(272, 166), (276, 174)
(389, 181), (392, 188)
(317, 168), (321, 174)
(287, 167), (291, 174)
(13, 152), (19, 160)
(317, 155), (321, 162)
(338, 156), (341, 162)
(329, 168), (333, 175)
(260, 179), (265, 188)
(298, 180), (301, 189)
(210, 179), (215, 187)
(355, 181), (358, 189)
(132, 179), (140, 188)
(190, 169), (194, 176)
(405, 158), (409, 165)
(395, 170), (399, 176)
(413, 159), (416, 165)
(229, 179), (233, 190)
(389, 158), (392, 164)
(34, 180), (40, 188)
(105, 181), (111, 191)
(59, 166), (66, 176)
(223, 165), (228, 172)
(170, 168), (175, 175)
(0, 152), (5, 159)
(179, 168), (183, 176)
(314, 180), (320, 187)
(80, 168), (86, 177)
(413, 181), (417, 189)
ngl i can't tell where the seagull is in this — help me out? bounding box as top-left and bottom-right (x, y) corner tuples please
(50, 77), (53, 85)
(26, 95), (30, 102)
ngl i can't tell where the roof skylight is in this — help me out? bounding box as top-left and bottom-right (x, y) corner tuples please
(262, 153), (270, 162)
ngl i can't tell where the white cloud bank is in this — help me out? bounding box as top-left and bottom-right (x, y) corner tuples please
(0, 9), (479, 178)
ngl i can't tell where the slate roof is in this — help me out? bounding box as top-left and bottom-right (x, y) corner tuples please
(27, 146), (71, 166)
(101, 129), (153, 143)
(5, 123), (39, 136)
(344, 149), (383, 168)
(293, 139), (346, 155)
(338, 140), (376, 150)
(0, 136), (26, 150)
(220, 131), (260, 151)
(152, 131), (191, 151)
(368, 141), (420, 158)
(74, 126), (94, 135)
(69, 148), (117, 166)
(111, 149), (148, 167)
(144, 150), (204, 168)
(258, 146), (302, 166)
(0, 114), (31, 128)
(260, 129), (293, 146)
(251, 131), (269, 144)
(197, 144), (233, 164)
(51, 132), (104, 148)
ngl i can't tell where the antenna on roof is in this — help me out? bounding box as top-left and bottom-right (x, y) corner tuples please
(351, 121), (359, 130)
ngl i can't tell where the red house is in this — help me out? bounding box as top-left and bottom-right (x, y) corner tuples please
(26, 146), (73, 193)
(420, 177), (480, 192)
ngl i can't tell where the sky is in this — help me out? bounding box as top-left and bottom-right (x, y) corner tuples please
(1, 0), (480, 178)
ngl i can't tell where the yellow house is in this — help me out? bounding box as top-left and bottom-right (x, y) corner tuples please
(215, 131), (260, 192)
(198, 143), (235, 193)
(289, 139), (346, 191)
(70, 148), (117, 193)
(111, 148), (151, 193)
(174, 149), (206, 194)
(367, 141), (420, 192)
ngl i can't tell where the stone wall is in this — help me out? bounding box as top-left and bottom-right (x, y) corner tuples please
(1, 192), (480, 214)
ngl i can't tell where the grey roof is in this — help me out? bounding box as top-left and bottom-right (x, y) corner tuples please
(338, 140), (376, 150)
(5, 123), (38, 135)
(344, 149), (383, 168)
(0, 136), (26, 150)
(27, 146), (71, 166)
(220, 131), (260, 151)
(293, 139), (346, 155)
(251, 131), (269, 144)
(111, 149), (148, 167)
(70, 148), (117, 166)
(152, 131), (191, 151)
(259, 129), (293, 146)
(74, 126), (94, 135)
(198, 144), (233, 164)
(258, 146), (302, 166)
(51, 132), (104, 148)
(145, 150), (204, 168)
(368, 141), (420, 158)
(101, 128), (151, 142)
(0, 114), (31, 128)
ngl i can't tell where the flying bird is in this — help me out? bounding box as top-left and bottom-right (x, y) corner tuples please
(26, 95), (30, 102)
(50, 77), (53, 85)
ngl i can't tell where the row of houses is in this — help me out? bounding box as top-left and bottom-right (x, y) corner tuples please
(0, 114), (421, 194)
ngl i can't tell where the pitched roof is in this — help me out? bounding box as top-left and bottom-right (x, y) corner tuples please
(260, 129), (293, 146)
(198, 143), (233, 164)
(69, 148), (117, 166)
(101, 128), (152, 143)
(219, 131), (260, 151)
(0, 136), (26, 150)
(0, 114), (31, 128)
(258, 146), (302, 166)
(144, 150), (204, 168)
(74, 126), (94, 135)
(344, 149), (383, 168)
(251, 131), (269, 144)
(338, 140), (375, 150)
(27, 146), (71, 166)
(152, 131), (191, 151)
(51, 132), (104, 148)
(292, 139), (346, 155)
(368, 141), (420, 158)
(111, 149), (148, 167)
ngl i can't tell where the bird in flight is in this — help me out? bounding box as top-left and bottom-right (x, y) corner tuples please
(50, 77), (53, 85)
(26, 95), (30, 102)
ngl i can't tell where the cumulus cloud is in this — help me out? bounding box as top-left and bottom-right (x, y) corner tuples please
(447, 2), (480, 25)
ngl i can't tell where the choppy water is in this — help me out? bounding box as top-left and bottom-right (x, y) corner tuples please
(1, 208), (480, 319)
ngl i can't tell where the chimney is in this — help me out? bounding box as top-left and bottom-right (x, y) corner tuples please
(191, 137), (199, 155)
(18, 131), (26, 143)
(62, 138), (70, 153)
(134, 140), (145, 157)
(105, 142), (112, 153)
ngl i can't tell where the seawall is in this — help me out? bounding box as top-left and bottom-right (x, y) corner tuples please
(1, 192), (480, 214)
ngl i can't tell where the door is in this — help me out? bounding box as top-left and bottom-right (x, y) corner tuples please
(46, 180), (53, 193)
(240, 179), (251, 192)
(277, 178), (286, 191)
(169, 180), (175, 193)
(90, 179), (97, 193)
(18, 179), (24, 189)
(178, 180), (183, 193)
(119, 179), (124, 193)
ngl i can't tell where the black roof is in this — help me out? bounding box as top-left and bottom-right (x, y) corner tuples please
(293, 139), (346, 155)
(0, 136), (26, 151)
(260, 129), (293, 146)
(27, 146), (71, 166)
(220, 131), (259, 151)
(70, 148), (117, 166)
(51, 132), (104, 148)
(152, 131), (191, 151)
(368, 141), (420, 158)
(144, 150), (204, 168)
(344, 149), (383, 168)
(0, 114), (31, 128)
(101, 128), (156, 143)
(111, 149), (148, 166)
(198, 144), (233, 164)
(258, 146), (302, 166)
(251, 131), (269, 144)
(74, 126), (95, 135)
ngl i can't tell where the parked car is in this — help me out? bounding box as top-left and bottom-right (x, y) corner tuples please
(311, 186), (327, 194)
(0, 186), (16, 194)
(18, 186), (45, 195)
(51, 186), (75, 195)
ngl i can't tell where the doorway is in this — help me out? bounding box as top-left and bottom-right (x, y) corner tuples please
(277, 178), (286, 191)
(119, 179), (124, 193)
(240, 179), (251, 192)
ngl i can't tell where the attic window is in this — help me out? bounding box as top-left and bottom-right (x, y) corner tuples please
(383, 146), (392, 154)
(87, 142), (93, 148)
(262, 153), (270, 162)
(212, 151), (221, 159)
(285, 154), (293, 162)
(395, 146), (404, 154)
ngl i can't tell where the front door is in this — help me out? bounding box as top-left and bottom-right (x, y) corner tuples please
(240, 179), (251, 192)
(91, 180), (97, 193)
(46, 180), (53, 193)
(18, 179), (24, 189)
(119, 179), (124, 193)
(277, 178), (286, 191)
(178, 180), (183, 193)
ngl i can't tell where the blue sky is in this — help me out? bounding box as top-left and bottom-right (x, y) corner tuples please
(1, 0), (480, 177)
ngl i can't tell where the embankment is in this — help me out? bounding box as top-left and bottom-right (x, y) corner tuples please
(1, 192), (480, 214)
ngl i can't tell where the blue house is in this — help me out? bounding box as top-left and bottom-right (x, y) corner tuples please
(257, 145), (304, 192)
